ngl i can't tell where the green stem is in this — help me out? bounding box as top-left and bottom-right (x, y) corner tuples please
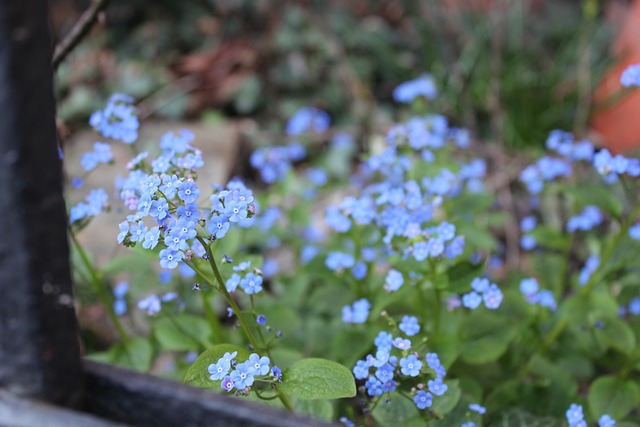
(620, 344), (640, 379)
(186, 260), (225, 344)
(69, 229), (130, 345)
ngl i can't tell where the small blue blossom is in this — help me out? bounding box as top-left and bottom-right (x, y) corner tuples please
(89, 93), (139, 143)
(138, 294), (162, 315)
(248, 353), (271, 376)
(399, 355), (422, 377)
(621, 64), (640, 87)
(566, 404), (585, 425)
(392, 337), (411, 350)
(567, 205), (603, 232)
(240, 272), (263, 295)
(342, 298), (371, 324)
(325, 252), (355, 270)
(399, 315), (420, 336)
(142, 226), (160, 249)
(385, 269), (404, 292)
(353, 360), (370, 380)
(579, 255), (600, 286)
(598, 414), (616, 427)
(375, 363), (395, 382)
(520, 278), (539, 295)
(365, 377), (383, 396)
(178, 180), (200, 204)
(226, 273), (241, 292)
(393, 75), (438, 103)
(469, 403), (486, 414)
(462, 292), (482, 309)
(256, 314), (267, 325)
(285, 107), (330, 136)
(230, 361), (256, 390)
(159, 248), (183, 269)
(629, 224), (640, 240)
(483, 284), (503, 309)
(221, 376), (234, 392)
(413, 390), (433, 410)
(428, 378), (448, 396)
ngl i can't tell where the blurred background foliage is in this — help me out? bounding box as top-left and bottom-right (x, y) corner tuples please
(52, 0), (620, 150)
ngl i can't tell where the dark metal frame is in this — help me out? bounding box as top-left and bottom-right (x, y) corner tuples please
(0, 1), (334, 425)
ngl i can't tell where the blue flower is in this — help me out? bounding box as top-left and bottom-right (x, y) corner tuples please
(399, 316), (420, 336)
(159, 249), (183, 269)
(579, 255), (600, 286)
(469, 403), (486, 414)
(621, 64), (640, 87)
(178, 180), (200, 204)
(230, 361), (256, 389)
(271, 366), (282, 382)
(630, 224), (640, 240)
(385, 269), (404, 292)
(598, 414), (616, 427)
(117, 221), (129, 244)
(392, 337), (411, 350)
(221, 376), (234, 392)
(365, 377), (383, 396)
(248, 353), (271, 375)
(226, 273), (241, 292)
(567, 205), (603, 232)
(208, 357), (232, 381)
(413, 390), (433, 410)
(393, 75), (438, 103)
(483, 284), (503, 309)
(89, 93), (139, 144)
(461, 423), (476, 427)
(374, 331), (393, 351)
(428, 378), (448, 396)
(342, 298), (371, 324)
(286, 107), (330, 136)
(462, 292), (482, 309)
(240, 273), (263, 294)
(520, 278), (539, 295)
(566, 404), (584, 425)
(138, 295), (162, 315)
(142, 226), (160, 249)
(353, 360), (370, 380)
(399, 355), (422, 377)
(375, 363), (395, 382)
(129, 221), (148, 243)
(256, 314), (267, 325)
(208, 215), (230, 239)
(325, 252), (355, 270)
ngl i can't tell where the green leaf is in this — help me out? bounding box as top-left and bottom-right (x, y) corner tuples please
(431, 380), (461, 416)
(291, 399), (334, 421)
(588, 375), (640, 419)
(277, 358), (356, 400)
(459, 313), (516, 364)
(446, 261), (484, 293)
(107, 337), (153, 372)
(529, 226), (570, 251)
(492, 408), (565, 427)
(154, 315), (211, 351)
(593, 317), (636, 355)
(183, 344), (251, 387)
(372, 393), (421, 427)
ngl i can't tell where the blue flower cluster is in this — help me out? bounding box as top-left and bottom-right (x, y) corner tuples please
(392, 75), (438, 103)
(519, 278), (556, 311)
(69, 188), (108, 223)
(250, 143), (306, 183)
(593, 148), (640, 184)
(352, 330), (449, 411)
(285, 107), (330, 136)
(566, 403), (616, 427)
(342, 298), (371, 324)
(208, 351), (281, 393)
(520, 215), (537, 250)
(566, 205), (603, 233)
(113, 281), (129, 316)
(137, 291), (177, 315)
(578, 255), (600, 286)
(520, 156), (572, 194)
(621, 63), (640, 88)
(461, 277), (503, 310)
(225, 261), (264, 295)
(89, 93), (139, 144)
(81, 142), (113, 172)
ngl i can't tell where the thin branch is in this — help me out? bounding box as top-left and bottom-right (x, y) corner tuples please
(52, 0), (111, 70)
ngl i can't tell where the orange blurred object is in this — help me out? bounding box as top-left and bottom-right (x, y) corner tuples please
(592, 0), (640, 153)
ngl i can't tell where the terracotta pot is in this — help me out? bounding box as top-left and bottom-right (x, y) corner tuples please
(592, 0), (640, 153)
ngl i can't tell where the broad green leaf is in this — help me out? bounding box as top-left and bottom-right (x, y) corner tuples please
(372, 393), (421, 427)
(493, 408), (565, 427)
(183, 344), (251, 387)
(431, 380), (461, 416)
(588, 375), (640, 419)
(292, 399), (334, 421)
(107, 337), (153, 372)
(459, 313), (516, 364)
(154, 315), (210, 351)
(593, 317), (636, 355)
(446, 261), (484, 293)
(529, 226), (570, 251)
(278, 358), (356, 400)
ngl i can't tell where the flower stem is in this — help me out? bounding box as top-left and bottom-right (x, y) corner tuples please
(69, 229), (130, 345)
